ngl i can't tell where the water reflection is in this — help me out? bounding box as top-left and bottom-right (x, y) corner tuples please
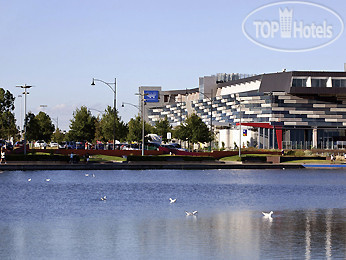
(0, 209), (345, 259)
(0, 169), (345, 259)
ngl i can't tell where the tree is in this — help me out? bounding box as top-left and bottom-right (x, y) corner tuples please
(154, 116), (172, 143)
(68, 106), (96, 142)
(35, 111), (55, 141)
(173, 124), (188, 142)
(52, 128), (65, 143)
(0, 88), (17, 139)
(25, 111), (55, 142)
(127, 115), (153, 143)
(174, 113), (212, 149)
(99, 106), (128, 142)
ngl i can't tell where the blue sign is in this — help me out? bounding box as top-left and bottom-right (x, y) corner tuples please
(243, 129), (247, 136)
(144, 90), (159, 102)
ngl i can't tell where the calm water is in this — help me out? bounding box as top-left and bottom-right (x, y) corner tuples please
(0, 169), (345, 259)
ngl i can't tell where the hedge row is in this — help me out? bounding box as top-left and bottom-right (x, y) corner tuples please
(126, 155), (215, 161)
(5, 154), (73, 162)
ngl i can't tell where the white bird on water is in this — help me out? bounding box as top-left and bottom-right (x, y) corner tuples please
(101, 196), (107, 201)
(28, 178), (31, 182)
(185, 211), (198, 216)
(45, 178), (50, 182)
(262, 211), (273, 218)
(169, 198), (177, 203)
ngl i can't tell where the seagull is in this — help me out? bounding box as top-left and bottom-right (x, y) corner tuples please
(169, 198), (177, 203)
(28, 178), (31, 182)
(185, 211), (198, 216)
(92, 174), (95, 178)
(85, 174), (89, 177)
(100, 196), (107, 201)
(262, 211), (273, 218)
(45, 178), (50, 182)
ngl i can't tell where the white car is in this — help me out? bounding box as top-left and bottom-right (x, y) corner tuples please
(49, 142), (59, 148)
(34, 140), (47, 149)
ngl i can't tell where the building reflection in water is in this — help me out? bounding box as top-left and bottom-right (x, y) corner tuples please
(0, 209), (345, 259)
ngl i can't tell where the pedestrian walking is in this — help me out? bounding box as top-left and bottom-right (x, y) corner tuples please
(331, 154), (335, 163)
(0, 147), (7, 164)
(70, 152), (74, 164)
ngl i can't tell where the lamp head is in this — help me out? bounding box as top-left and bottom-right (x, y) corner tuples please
(91, 78), (95, 86)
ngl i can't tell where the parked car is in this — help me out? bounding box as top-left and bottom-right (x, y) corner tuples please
(75, 142), (85, 150)
(49, 142), (59, 148)
(15, 141), (24, 148)
(5, 142), (13, 150)
(0, 140), (13, 150)
(59, 141), (67, 149)
(67, 141), (76, 149)
(34, 140), (48, 149)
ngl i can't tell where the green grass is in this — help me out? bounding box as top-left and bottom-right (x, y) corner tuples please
(219, 156), (242, 161)
(89, 154), (126, 162)
(283, 159), (331, 164)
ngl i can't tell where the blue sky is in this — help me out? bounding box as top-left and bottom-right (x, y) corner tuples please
(0, 0), (345, 131)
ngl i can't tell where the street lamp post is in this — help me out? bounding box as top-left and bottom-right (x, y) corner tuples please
(135, 93), (148, 156)
(16, 84), (32, 155)
(233, 94), (242, 157)
(239, 96), (241, 157)
(121, 101), (145, 155)
(91, 78), (117, 150)
(17, 95), (23, 135)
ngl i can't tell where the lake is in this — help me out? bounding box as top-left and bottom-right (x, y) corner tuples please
(0, 169), (345, 259)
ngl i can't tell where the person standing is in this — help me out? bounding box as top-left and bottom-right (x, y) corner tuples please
(0, 147), (7, 164)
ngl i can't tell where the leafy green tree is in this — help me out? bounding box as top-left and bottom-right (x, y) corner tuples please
(174, 113), (212, 148)
(25, 112), (39, 141)
(25, 111), (55, 142)
(154, 116), (172, 142)
(127, 115), (153, 142)
(68, 106), (96, 142)
(0, 88), (17, 139)
(36, 111), (55, 141)
(173, 124), (188, 142)
(52, 128), (65, 143)
(94, 116), (103, 142)
(99, 106), (128, 142)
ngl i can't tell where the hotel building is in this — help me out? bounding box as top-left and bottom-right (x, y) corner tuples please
(139, 70), (346, 150)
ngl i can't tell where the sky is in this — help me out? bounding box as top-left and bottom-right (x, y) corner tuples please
(0, 0), (345, 131)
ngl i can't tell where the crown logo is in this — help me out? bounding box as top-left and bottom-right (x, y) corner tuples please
(279, 8), (293, 38)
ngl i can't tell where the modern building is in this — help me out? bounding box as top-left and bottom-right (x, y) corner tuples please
(139, 70), (346, 150)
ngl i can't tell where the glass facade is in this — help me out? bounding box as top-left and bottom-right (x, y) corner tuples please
(292, 78), (307, 87)
(332, 79), (346, 88)
(311, 78), (327, 87)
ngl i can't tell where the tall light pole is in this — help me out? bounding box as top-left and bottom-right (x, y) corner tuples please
(16, 84), (32, 155)
(135, 94), (148, 156)
(233, 94), (242, 157)
(17, 95), (23, 135)
(91, 78), (117, 150)
(239, 96), (242, 157)
(199, 92), (213, 152)
(121, 102), (143, 153)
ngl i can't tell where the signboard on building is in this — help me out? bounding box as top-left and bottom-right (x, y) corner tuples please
(144, 90), (159, 102)
(243, 129), (247, 136)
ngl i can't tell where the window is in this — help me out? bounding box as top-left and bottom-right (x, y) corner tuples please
(311, 78), (327, 88)
(332, 79), (346, 88)
(292, 78), (307, 87)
